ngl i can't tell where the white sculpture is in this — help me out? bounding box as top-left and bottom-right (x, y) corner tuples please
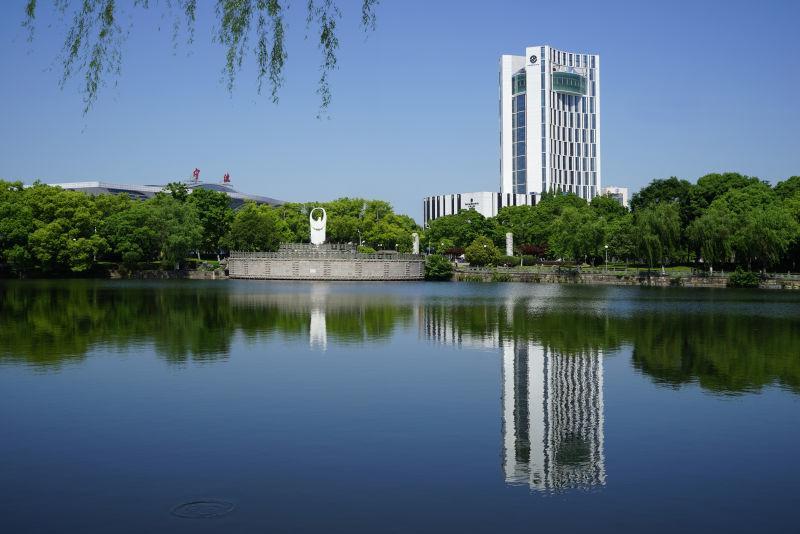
(309, 207), (327, 245)
(506, 232), (514, 257)
(412, 233), (420, 255)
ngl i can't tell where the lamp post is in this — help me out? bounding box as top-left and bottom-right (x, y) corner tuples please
(604, 244), (609, 272)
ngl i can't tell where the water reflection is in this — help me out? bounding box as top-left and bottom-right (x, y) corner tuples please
(502, 342), (605, 491)
(2, 281), (799, 396)
(424, 298), (606, 491)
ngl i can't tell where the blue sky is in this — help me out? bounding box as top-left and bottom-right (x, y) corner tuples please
(1, 0), (799, 220)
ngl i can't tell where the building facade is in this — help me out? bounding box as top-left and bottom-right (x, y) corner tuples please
(44, 181), (283, 208)
(601, 186), (629, 207)
(500, 46), (601, 201)
(422, 191), (536, 227)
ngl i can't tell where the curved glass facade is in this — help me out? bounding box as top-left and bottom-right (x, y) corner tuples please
(552, 72), (587, 96)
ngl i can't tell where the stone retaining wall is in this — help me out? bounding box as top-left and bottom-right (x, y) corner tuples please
(228, 255), (424, 281)
(453, 269), (798, 289)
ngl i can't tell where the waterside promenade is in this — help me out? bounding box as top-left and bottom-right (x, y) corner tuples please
(454, 265), (800, 289)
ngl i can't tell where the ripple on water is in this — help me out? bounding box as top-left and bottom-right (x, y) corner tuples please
(171, 500), (235, 519)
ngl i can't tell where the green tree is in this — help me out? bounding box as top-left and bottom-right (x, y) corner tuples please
(425, 209), (501, 249)
(0, 180), (35, 273)
(549, 205), (604, 265)
(605, 213), (637, 262)
(687, 208), (733, 269)
(633, 203), (681, 270)
(701, 183), (797, 270)
(19, 183), (108, 273)
(464, 236), (501, 266)
(224, 202), (288, 252)
(188, 188), (234, 257)
(164, 182), (190, 203)
(424, 255), (454, 281)
(591, 194), (628, 220)
(149, 194), (203, 269)
(630, 177), (692, 216)
(774, 176), (800, 200)
(691, 172), (762, 215)
(101, 198), (159, 267)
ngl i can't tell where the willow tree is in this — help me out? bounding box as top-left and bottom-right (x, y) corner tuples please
(22, 0), (380, 113)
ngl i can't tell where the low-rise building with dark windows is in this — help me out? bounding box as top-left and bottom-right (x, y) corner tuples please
(422, 191), (536, 227)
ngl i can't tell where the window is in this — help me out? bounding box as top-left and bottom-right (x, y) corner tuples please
(512, 72), (526, 94)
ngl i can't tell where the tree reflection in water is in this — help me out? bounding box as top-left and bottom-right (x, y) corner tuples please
(2, 281), (799, 492)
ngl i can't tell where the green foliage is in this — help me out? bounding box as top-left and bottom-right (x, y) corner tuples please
(550, 205), (605, 264)
(223, 202), (288, 252)
(23, 0), (380, 114)
(689, 183), (798, 269)
(424, 254), (453, 281)
(727, 268), (761, 288)
(774, 176), (800, 200)
(425, 209), (501, 249)
(633, 203), (681, 269)
(497, 255), (518, 267)
(591, 194), (628, 219)
(275, 198), (420, 252)
(357, 245), (376, 254)
(0, 182), (421, 275)
(165, 182), (190, 202)
(490, 272), (512, 282)
(188, 188), (234, 255)
(465, 236), (501, 266)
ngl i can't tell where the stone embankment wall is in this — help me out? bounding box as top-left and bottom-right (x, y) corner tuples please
(110, 269), (227, 280)
(228, 252), (424, 281)
(453, 268), (800, 289)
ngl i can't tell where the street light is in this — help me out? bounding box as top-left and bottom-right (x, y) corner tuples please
(604, 244), (609, 272)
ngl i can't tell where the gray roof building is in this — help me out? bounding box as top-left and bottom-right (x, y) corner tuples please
(44, 181), (284, 208)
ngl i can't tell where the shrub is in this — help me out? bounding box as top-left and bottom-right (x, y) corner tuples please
(424, 254), (454, 281)
(491, 272), (512, 282)
(465, 236), (501, 266)
(521, 255), (537, 266)
(496, 255), (518, 267)
(728, 268), (760, 288)
(357, 245), (376, 254)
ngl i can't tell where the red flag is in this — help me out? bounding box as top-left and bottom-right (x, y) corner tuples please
(223, 172), (230, 183)
(193, 168), (200, 181)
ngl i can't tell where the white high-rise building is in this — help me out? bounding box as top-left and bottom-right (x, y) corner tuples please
(500, 46), (601, 200)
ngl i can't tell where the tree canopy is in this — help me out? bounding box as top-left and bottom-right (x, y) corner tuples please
(0, 181), (421, 275)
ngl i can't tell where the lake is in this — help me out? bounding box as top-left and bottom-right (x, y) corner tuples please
(1, 280), (799, 533)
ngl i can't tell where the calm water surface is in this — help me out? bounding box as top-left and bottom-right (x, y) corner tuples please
(1, 280), (799, 533)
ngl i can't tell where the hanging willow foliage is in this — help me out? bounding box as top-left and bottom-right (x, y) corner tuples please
(23, 0), (380, 114)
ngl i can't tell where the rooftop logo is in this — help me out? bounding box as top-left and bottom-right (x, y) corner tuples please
(529, 55), (538, 64)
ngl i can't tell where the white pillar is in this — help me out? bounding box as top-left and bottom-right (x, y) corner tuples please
(412, 233), (420, 255)
(506, 232), (513, 257)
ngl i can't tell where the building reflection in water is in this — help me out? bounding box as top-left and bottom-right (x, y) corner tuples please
(502, 342), (605, 491)
(422, 301), (606, 492)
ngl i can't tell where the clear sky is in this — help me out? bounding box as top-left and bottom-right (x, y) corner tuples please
(1, 0), (799, 221)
